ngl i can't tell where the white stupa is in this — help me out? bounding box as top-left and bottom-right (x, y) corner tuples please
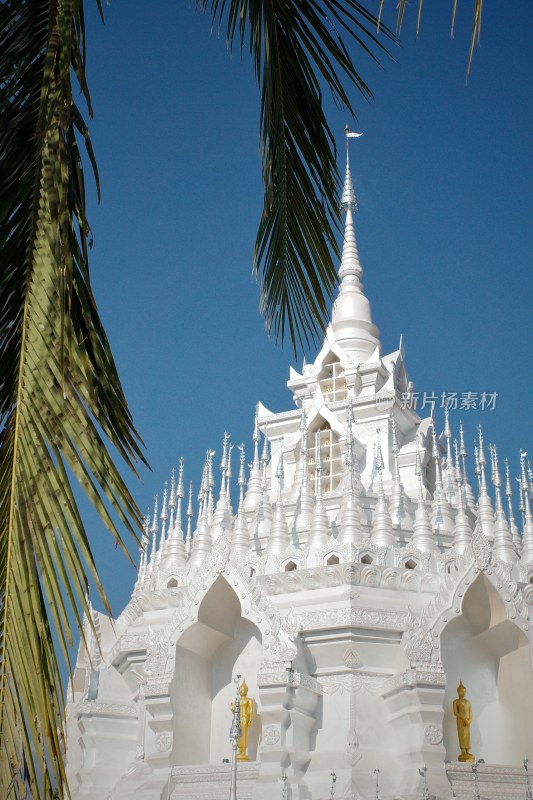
(65, 134), (533, 800)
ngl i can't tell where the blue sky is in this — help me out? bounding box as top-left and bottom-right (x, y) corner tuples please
(81, 1), (532, 618)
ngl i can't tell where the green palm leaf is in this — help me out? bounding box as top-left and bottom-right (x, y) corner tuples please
(0, 1), (145, 796)
(205, 0), (395, 352)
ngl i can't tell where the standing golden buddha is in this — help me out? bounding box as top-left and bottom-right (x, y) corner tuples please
(453, 681), (475, 763)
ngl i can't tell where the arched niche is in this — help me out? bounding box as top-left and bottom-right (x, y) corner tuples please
(441, 572), (533, 764)
(170, 575), (262, 766)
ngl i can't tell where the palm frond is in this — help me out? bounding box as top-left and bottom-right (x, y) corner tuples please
(394, 0), (484, 77)
(205, 0), (395, 353)
(203, 0), (485, 351)
(0, 1), (145, 796)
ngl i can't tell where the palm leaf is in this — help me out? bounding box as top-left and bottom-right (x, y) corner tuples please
(396, 0), (484, 77)
(203, 0), (395, 353)
(0, 1), (145, 796)
(204, 0), (484, 352)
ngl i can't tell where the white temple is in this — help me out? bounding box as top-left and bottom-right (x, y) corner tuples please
(65, 137), (533, 800)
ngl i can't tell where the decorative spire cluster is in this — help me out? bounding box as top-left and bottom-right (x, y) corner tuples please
(131, 140), (532, 597)
(132, 400), (532, 599)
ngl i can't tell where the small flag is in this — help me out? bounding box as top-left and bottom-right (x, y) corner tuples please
(347, 132), (363, 138)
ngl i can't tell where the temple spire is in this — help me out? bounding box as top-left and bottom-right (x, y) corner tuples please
(268, 450), (290, 557)
(431, 425), (454, 534)
(252, 429), (271, 551)
(389, 416), (409, 528)
(189, 451), (214, 568)
(459, 420), (475, 508)
(411, 448), (436, 553)
(444, 408), (458, 505)
(295, 409), (314, 535)
(309, 431), (330, 552)
(489, 444), (515, 563)
(160, 483), (168, 544)
(148, 495), (159, 578)
(505, 457), (521, 552)
(371, 430), (394, 548)
(231, 444), (250, 559)
(134, 513), (151, 593)
(168, 468), (176, 534)
(166, 457), (186, 568)
(213, 432), (232, 535)
(339, 399), (363, 546)
(476, 425), (495, 541)
(331, 129), (380, 361)
(520, 450), (533, 564)
(452, 450), (473, 555)
(185, 480), (194, 557)
(244, 406), (263, 510)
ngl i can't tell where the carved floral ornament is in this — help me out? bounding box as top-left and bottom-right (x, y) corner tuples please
(155, 731), (173, 752)
(424, 723), (443, 745)
(261, 725), (280, 746)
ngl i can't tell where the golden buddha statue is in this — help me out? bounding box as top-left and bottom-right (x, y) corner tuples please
(230, 678), (254, 762)
(453, 681), (475, 763)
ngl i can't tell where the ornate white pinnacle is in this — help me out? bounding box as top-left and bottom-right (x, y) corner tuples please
(261, 427), (269, 465)
(490, 443), (514, 563)
(168, 468), (176, 512)
(375, 429), (384, 495)
(453, 439), (462, 482)
(220, 431), (230, 473)
(244, 407), (263, 511)
(490, 443), (501, 491)
(148, 495), (159, 571)
(412, 447), (435, 553)
(185, 480), (193, 557)
(299, 408), (309, 487)
(160, 482), (168, 542)
(315, 431), (323, 484)
(137, 513), (150, 585)
(232, 444), (250, 558)
(331, 128), (380, 362)
(477, 425), (487, 488)
(238, 444), (246, 490)
(340, 126), (361, 212)
(444, 408), (456, 504)
(172, 458), (184, 537)
(275, 451), (285, 505)
(520, 449), (529, 495)
(226, 443), (234, 485)
(520, 451), (533, 563)
(415, 447), (423, 500)
(431, 426), (443, 491)
(391, 416), (399, 472)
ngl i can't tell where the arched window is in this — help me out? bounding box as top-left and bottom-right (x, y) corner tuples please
(325, 554), (340, 566)
(361, 554), (373, 565)
(284, 560), (298, 572)
(167, 578), (178, 588)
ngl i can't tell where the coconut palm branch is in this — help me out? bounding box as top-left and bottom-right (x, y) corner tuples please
(0, 1), (145, 796)
(205, 0), (395, 350)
